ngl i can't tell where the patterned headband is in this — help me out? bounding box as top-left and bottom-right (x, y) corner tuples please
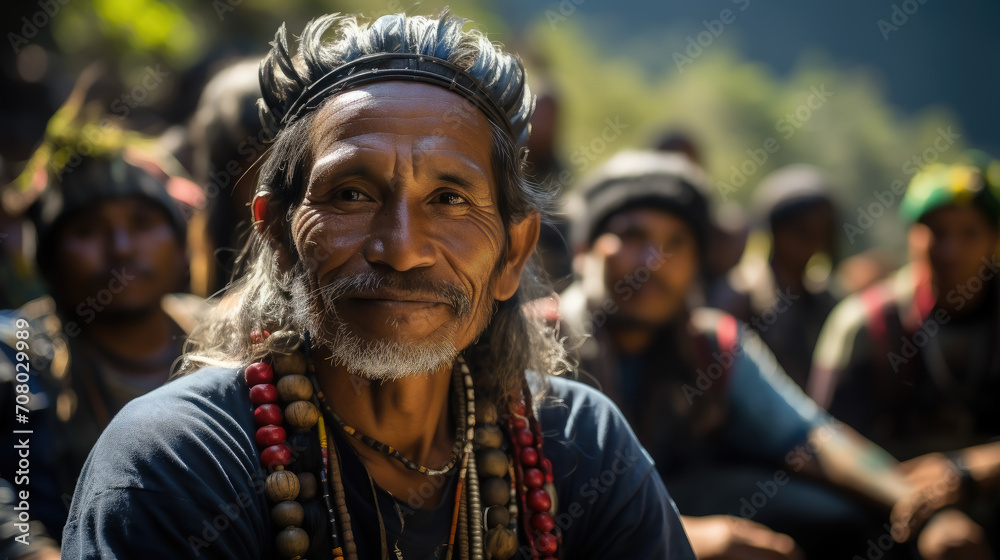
(277, 52), (517, 140)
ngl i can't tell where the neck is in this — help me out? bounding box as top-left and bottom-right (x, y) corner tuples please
(771, 256), (805, 293)
(313, 346), (457, 501)
(609, 326), (656, 355)
(79, 305), (178, 368)
(936, 278), (994, 316)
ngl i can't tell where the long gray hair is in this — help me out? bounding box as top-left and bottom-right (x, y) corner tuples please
(175, 11), (570, 404)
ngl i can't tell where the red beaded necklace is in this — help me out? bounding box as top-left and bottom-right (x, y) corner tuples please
(243, 329), (561, 560)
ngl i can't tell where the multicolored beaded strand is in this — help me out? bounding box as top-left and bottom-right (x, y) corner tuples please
(246, 329), (558, 560)
(245, 331), (323, 560)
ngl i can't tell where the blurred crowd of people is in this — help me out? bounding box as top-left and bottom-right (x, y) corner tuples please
(1, 21), (999, 560)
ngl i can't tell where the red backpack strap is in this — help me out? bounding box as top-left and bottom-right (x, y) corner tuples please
(716, 313), (739, 367)
(692, 312), (740, 392)
(860, 286), (890, 360)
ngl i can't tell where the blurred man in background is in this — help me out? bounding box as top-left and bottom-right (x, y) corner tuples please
(712, 164), (839, 389)
(0, 106), (204, 557)
(811, 159), (1000, 557)
(561, 149), (991, 560)
(187, 57), (266, 297)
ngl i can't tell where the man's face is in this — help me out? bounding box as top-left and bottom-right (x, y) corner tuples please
(594, 207), (698, 327)
(289, 82), (514, 380)
(773, 203), (835, 272)
(916, 205), (999, 294)
(51, 197), (185, 318)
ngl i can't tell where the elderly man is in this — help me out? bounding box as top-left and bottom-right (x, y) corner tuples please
(62, 12), (694, 560)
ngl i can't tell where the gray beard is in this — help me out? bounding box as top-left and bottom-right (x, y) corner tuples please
(289, 274), (460, 382)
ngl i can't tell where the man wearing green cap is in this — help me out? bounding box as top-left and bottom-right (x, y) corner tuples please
(810, 160), (1000, 558)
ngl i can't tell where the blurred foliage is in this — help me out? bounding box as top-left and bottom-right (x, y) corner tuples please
(528, 18), (965, 257)
(39, 0), (966, 258)
(52, 0), (202, 66)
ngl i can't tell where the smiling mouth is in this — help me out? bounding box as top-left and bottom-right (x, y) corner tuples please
(347, 291), (448, 311)
(352, 298), (443, 309)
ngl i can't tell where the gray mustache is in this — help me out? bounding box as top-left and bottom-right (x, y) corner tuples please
(320, 270), (471, 317)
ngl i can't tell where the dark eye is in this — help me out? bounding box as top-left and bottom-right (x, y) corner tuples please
(336, 189), (372, 202)
(67, 220), (100, 239)
(438, 192), (467, 205)
(617, 228), (646, 245)
(132, 209), (157, 231)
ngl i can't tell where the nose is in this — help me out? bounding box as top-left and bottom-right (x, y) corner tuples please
(108, 225), (135, 259)
(363, 196), (436, 272)
(932, 235), (959, 266)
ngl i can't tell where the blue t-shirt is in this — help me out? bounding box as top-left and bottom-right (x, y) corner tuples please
(61, 367), (695, 559)
(721, 322), (828, 464)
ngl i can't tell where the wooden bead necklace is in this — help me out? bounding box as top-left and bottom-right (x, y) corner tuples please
(244, 329), (561, 560)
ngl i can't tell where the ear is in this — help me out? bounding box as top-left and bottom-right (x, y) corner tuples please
(492, 212), (541, 301)
(252, 192), (296, 272)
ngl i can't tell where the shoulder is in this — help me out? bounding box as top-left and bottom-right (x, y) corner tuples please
(104, 367), (255, 463)
(534, 375), (696, 559)
(538, 374), (645, 455)
(63, 366), (270, 557)
(117, 366), (251, 428)
(535, 378), (655, 519)
(688, 307), (739, 340)
(72, 366), (263, 501)
(812, 279), (892, 373)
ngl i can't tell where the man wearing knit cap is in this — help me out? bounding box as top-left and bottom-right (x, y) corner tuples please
(0, 131), (203, 557)
(561, 149), (981, 560)
(811, 159), (1000, 558)
(711, 164), (839, 389)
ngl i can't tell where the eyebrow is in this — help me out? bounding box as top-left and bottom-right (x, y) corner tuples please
(437, 172), (482, 192)
(308, 153), (374, 189)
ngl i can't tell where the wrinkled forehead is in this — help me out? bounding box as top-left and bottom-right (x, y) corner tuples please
(306, 81), (495, 170)
(314, 81), (489, 130)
